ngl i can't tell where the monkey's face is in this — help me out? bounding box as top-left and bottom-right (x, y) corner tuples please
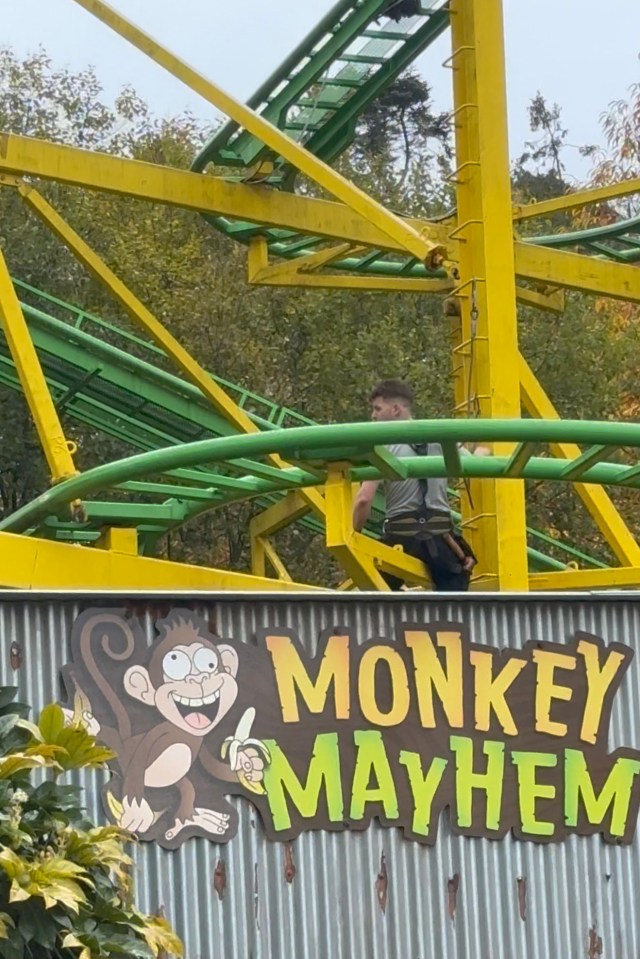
(155, 642), (238, 736)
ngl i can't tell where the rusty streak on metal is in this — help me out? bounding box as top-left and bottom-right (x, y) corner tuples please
(283, 843), (296, 884)
(375, 852), (388, 915)
(213, 859), (227, 901)
(588, 928), (603, 959)
(516, 876), (527, 921)
(447, 873), (460, 921)
(10, 641), (22, 670)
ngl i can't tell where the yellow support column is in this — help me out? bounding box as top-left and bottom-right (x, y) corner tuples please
(324, 470), (389, 591)
(448, 0), (528, 589)
(0, 249), (77, 482)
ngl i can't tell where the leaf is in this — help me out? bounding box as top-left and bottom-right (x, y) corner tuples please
(0, 715), (20, 742)
(0, 848), (26, 880)
(61, 933), (92, 959)
(0, 913), (14, 939)
(51, 726), (115, 771)
(0, 689), (19, 711)
(99, 936), (154, 958)
(38, 858), (90, 884)
(0, 926), (23, 959)
(38, 704), (65, 743)
(8, 884), (30, 905)
(15, 719), (42, 742)
(0, 753), (59, 779)
(17, 900), (57, 949)
(142, 915), (184, 958)
(40, 879), (87, 913)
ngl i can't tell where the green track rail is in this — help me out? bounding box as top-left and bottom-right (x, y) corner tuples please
(192, 0), (639, 279)
(194, 0), (449, 177)
(0, 280), (610, 573)
(192, 0), (450, 281)
(3, 419), (640, 559)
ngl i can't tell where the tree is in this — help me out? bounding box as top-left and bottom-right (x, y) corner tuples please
(0, 687), (182, 959)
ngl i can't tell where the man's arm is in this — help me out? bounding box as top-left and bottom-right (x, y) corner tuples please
(352, 480), (380, 532)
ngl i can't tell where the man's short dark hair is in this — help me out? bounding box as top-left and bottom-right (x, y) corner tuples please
(369, 379), (414, 407)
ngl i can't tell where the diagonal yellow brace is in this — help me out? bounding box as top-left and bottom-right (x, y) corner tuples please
(18, 182), (265, 438)
(520, 354), (640, 565)
(69, 0), (446, 267)
(0, 248), (77, 482)
(513, 178), (640, 222)
(19, 183), (385, 586)
(260, 538), (293, 583)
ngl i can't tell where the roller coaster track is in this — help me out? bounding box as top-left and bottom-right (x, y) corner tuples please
(192, 0), (640, 278)
(0, 279), (609, 574)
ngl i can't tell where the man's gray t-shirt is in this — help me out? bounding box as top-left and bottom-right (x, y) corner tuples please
(384, 443), (450, 518)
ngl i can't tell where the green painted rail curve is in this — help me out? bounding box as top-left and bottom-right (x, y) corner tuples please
(1, 281), (608, 571)
(2, 418), (639, 572)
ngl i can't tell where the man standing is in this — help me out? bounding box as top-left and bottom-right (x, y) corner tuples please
(352, 379), (477, 591)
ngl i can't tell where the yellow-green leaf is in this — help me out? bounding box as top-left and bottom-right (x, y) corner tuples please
(0, 912), (15, 938)
(40, 879), (87, 913)
(9, 881), (31, 903)
(142, 915), (184, 958)
(38, 703), (66, 742)
(61, 932), (92, 959)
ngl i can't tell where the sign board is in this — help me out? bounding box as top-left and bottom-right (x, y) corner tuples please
(61, 607), (640, 849)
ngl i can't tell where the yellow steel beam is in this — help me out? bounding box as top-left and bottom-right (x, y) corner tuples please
(515, 242), (640, 303)
(519, 355), (640, 565)
(514, 178), (640, 221)
(1, 136), (632, 306)
(514, 285), (565, 314)
(19, 183), (391, 587)
(323, 471), (390, 591)
(448, 0), (528, 589)
(19, 182), (266, 438)
(0, 530), (321, 591)
(261, 538), (293, 583)
(0, 136), (450, 254)
(247, 237), (454, 293)
(0, 248), (77, 482)
(70, 0), (446, 267)
(529, 567), (640, 591)
(250, 491), (310, 540)
(352, 533), (431, 588)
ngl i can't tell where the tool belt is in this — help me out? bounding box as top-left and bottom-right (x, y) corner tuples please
(382, 509), (453, 541)
(383, 509), (476, 570)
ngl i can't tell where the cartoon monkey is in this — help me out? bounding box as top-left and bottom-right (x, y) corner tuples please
(63, 610), (269, 845)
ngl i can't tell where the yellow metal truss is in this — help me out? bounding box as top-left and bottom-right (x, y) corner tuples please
(0, 0), (637, 592)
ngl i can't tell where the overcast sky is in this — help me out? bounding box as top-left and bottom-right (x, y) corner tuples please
(3, 0), (639, 180)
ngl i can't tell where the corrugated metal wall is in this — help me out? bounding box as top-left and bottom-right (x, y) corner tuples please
(2, 592), (639, 959)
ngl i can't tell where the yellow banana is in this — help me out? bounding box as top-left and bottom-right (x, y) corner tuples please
(221, 707), (271, 794)
(236, 770), (266, 796)
(106, 790), (124, 822)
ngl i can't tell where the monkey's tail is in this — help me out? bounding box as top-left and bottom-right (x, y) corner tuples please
(79, 613), (136, 740)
